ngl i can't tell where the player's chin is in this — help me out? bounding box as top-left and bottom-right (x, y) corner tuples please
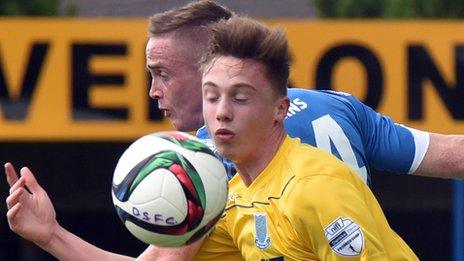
(172, 119), (194, 133)
(215, 145), (235, 160)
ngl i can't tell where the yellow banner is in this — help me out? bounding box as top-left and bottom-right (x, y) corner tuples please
(0, 19), (172, 141)
(0, 19), (463, 140)
(267, 20), (464, 134)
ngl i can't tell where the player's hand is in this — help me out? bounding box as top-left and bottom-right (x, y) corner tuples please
(5, 162), (58, 247)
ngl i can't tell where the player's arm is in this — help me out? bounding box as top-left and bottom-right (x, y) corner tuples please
(4, 163), (188, 261)
(287, 175), (392, 259)
(133, 215), (241, 261)
(140, 220), (241, 261)
(5, 162), (227, 261)
(414, 132), (464, 178)
(138, 242), (203, 261)
(345, 94), (464, 179)
(42, 225), (135, 261)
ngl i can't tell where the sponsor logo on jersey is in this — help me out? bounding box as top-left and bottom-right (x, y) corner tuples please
(324, 217), (364, 256)
(227, 193), (241, 202)
(254, 213), (271, 250)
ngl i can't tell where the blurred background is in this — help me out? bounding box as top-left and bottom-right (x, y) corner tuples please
(0, 0), (463, 260)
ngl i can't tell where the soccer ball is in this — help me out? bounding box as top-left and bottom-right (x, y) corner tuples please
(111, 131), (228, 247)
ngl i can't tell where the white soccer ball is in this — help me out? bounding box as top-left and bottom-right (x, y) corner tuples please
(112, 131), (228, 247)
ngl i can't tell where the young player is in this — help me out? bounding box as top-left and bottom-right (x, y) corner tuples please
(190, 15), (419, 260)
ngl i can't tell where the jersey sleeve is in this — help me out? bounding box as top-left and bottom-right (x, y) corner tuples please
(195, 125), (210, 140)
(285, 175), (389, 260)
(194, 217), (242, 260)
(345, 94), (430, 174)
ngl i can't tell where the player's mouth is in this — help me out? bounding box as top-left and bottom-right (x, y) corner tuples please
(214, 128), (235, 142)
(163, 110), (172, 118)
(159, 108), (172, 118)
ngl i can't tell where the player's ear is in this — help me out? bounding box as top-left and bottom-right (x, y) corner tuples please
(275, 96), (289, 123)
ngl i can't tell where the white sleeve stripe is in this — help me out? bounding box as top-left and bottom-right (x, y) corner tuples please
(406, 127), (430, 174)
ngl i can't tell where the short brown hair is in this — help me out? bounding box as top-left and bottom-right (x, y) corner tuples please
(202, 16), (289, 96)
(148, 0), (233, 36)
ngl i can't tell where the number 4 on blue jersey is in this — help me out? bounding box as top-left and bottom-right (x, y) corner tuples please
(197, 88), (429, 185)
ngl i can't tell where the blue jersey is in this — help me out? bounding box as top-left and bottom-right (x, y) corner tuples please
(197, 88), (429, 185)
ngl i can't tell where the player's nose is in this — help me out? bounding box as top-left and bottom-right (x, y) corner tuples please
(216, 99), (232, 122)
(149, 80), (163, 99)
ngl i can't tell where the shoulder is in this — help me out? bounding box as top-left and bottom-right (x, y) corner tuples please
(282, 138), (365, 196)
(286, 88), (362, 118)
(291, 174), (361, 200)
(285, 138), (353, 178)
(284, 173), (367, 224)
(288, 88), (354, 104)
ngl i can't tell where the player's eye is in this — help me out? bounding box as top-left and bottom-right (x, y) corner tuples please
(152, 69), (169, 81)
(159, 71), (169, 80)
(233, 94), (249, 103)
(205, 92), (219, 103)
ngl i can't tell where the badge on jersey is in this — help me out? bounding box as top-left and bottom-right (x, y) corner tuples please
(254, 213), (271, 250)
(324, 217), (364, 256)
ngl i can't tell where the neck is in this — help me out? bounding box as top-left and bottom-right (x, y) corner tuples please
(234, 126), (287, 187)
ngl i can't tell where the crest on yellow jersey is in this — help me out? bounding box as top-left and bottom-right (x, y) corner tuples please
(254, 213), (271, 250)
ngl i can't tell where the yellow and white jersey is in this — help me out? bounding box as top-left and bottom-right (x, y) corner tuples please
(195, 136), (418, 260)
